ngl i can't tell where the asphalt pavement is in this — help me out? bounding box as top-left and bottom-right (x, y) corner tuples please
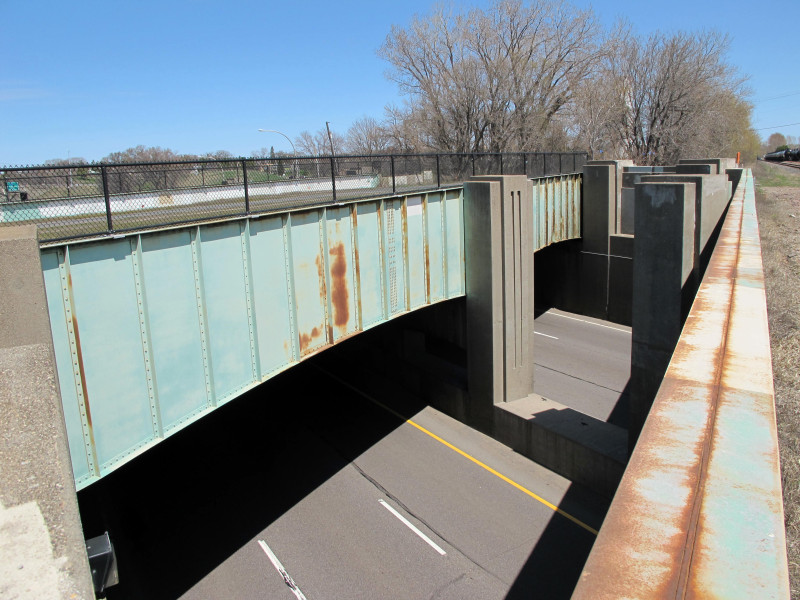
(533, 309), (631, 428)
(79, 347), (609, 600)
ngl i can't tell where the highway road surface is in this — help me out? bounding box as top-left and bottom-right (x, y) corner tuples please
(78, 328), (612, 600)
(533, 308), (631, 428)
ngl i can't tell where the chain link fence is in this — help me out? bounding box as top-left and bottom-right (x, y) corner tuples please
(0, 151), (588, 244)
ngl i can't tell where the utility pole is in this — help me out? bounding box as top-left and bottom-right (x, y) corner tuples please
(326, 121), (337, 175)
(325, 121), (335, 157)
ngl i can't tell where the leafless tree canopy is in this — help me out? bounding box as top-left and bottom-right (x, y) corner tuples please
(379, 0), (601, 153)
(294, 128), (345, 156)
(377, 1), (757, 163)
(766, 132), (788, 151)
(345, 116), (392, 155)
(102, 145), (185, 164)
(569, 28), (754, 164)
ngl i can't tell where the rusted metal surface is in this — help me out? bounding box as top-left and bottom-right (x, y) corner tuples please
(532, 173), (581, 251)
(573, 170), (789, 599)
(66, 269), (98, 478)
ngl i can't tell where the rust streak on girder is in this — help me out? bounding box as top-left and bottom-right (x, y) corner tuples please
(298, 326), (320, 355)
(329, 242), (350, 329)
(67, 271), (98, 473)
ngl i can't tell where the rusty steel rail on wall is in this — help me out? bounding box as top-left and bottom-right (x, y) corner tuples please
(573, 170), (790, 599)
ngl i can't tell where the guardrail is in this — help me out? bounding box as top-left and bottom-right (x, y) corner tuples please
(0, 151), (587, 244)
(573, 170), (790, 599)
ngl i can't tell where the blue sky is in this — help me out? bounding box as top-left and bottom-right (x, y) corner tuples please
(1, 0), (797, 166)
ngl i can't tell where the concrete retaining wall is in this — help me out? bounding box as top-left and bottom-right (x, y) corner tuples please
(0, 225), (94, 599)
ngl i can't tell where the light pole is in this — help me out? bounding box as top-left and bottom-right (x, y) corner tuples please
(257, 129), (298, 178)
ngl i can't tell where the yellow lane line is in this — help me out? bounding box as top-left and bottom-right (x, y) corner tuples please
(316, 367), (599, 536)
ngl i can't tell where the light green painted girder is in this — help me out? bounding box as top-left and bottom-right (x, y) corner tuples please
(42, 189), (468, 490)
(41, 174), (582, 490)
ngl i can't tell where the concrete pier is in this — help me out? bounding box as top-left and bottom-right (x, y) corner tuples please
(629, 182), (696, 448)
(579, 161), (636, 324)
(463, 175), (535, 424)
(0, 226), (94, 599)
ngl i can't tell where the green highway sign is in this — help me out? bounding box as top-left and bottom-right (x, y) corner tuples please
(6, 182), (19, 192)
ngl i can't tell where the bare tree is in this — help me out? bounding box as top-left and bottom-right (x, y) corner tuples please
(568, 76), (623, 158)
(584, 28), (746, 165)
(766, 132), (788, 151)
(102, 145), (183, 164)
(204, 150), (234, 160)
(379, 0), (601, 153)
(345, 116), (391, 155)
(693, 90), (760, 162)
(101, 145), (194, 194)
(295, 128), (345, 156)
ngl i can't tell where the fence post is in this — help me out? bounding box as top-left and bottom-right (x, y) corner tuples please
(436, 154), (441, 189)
(523, 153), (528, 178)
(472, 154), (476, 176)
(241, 159), (250, 215)
(330, 156), (337, 203)
(101, 165), (113, 233)
(391, 156), (396, 195)
(499, 153), (504, 175)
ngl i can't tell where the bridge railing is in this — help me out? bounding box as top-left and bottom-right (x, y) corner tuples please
(0, 151), (587, 244)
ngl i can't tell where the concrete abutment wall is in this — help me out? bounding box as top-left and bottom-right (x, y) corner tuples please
(0, 225), (95, 599)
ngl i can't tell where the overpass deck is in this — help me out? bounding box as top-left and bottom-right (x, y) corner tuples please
(40, 173), (581, 490)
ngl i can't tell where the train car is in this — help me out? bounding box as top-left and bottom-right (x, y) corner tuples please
(764, 150), (788, 162)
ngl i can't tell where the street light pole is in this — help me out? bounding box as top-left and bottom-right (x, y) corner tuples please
(257, 129), (298, 178)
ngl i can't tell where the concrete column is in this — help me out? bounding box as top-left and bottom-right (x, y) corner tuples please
(640, 173), (731, 290)
(582, 164), (616, 254)
(629, 183), (696, 449)
(586, 159), (634, 233)
(579, 165), (614, 320)
(464, 175), (535, 428)
(0, 226), (94, 599)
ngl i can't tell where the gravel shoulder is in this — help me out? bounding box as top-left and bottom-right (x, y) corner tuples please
(754, 160), (800, 599)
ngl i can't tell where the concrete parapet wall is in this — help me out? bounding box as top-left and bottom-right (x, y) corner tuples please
(640, 174), (729, 253)
(678, 157), (738, 175)
(0, 226), (94, 599)
(574, 169), (790, 599)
